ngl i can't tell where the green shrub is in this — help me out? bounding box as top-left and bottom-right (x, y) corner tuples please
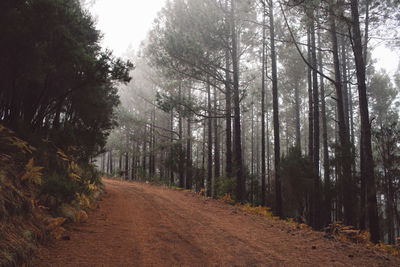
(280, 147), (314, 219)
(40, 173), (79, 203)
(216, 176), (236, 200)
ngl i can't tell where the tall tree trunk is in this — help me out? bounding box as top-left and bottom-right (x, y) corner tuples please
(385, 173), (395, 244)
(269, 0), (281, 216)
(251, 94), (255, 177)
(311, 20), (319, 170)
(359, 0), (370, 231)
(119, 154), (122, 173)
(214, 85), (220, 195)
(363, 0), (370, 64)
(330, 6), (356, 227)
(202, 118), (206, 190)
(125, 152), (129, 180)
(178, 83), (184, 188)
(256, 117), (260, 204)
(267, 106), (271, 193)
(151, 109), (156, 176)
(170, 109), (174, 185)
(149, 118), (153, 176)
(348, 67), (356, 166)
(311, 15), (321, 228)
(307, 28), (314, 161)
(294, 81), (301, 150)
(225, 0), (233, 179)
(149, 113), (153, 176)
(231, 0), (245, 203)
(131, 151), (135, 181)
(225, 51), (233, 178)
(318, 25), (331, 226)
(341, 37), (350, 132)
(261, 2), (267, 206)
(207, 79), (213, 197)
(186, 87), (192, 189)
(143, 126), (147, 174)
(109, 150), (113, 174)
(350, 0), (380, 243)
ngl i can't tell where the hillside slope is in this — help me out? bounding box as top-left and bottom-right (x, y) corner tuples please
(32, 178), (400, 266)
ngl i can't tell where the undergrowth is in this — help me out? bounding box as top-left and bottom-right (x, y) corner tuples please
(0, 124), (103, 266)
(217, 192), (400, 258)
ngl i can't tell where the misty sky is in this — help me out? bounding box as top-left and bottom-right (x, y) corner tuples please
(89, 0), (166, 57)
(89, 0), (399, 76)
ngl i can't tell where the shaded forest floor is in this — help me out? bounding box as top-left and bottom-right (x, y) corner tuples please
(31, 178), (400, 266)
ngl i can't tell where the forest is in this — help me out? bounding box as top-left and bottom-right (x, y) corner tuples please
(100, 0), (400, 245)
(1, 1), (400, 264)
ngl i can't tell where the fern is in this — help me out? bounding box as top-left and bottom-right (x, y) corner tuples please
(68, 172), (81, 182)
(56, 149), (70, 162)
(21, 158), (43, 185)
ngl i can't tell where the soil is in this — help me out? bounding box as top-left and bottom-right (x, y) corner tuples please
(31, 178), (400, 266)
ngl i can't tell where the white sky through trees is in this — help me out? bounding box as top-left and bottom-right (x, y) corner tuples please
(89, 0), (166, 57)
(89, 0), (399, 75)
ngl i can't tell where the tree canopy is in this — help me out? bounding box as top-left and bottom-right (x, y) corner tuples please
(0, 0), (132, 160)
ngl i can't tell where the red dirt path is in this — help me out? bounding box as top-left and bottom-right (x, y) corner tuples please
(31, 178), (400, 266)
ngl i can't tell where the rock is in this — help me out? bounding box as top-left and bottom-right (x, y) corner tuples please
(312, 245), (317, 250)
(93, 191), (101, 200)
(50, 226), (66, 240)
(45, 217), (66, 232)
(59, 204), (76, 221)
(74, 210), (88, 223)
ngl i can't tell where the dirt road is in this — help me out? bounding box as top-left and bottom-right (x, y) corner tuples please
(32, 178), (399, 266)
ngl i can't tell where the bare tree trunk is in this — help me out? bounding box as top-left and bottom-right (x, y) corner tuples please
(359, 0), (370, 231)
(202, 118), (206, 190)
(170, 109), (174, 185)
(285, 117), (289, 155)
(109, 150), (113, 174)
(350, 0), (380, 243)
(251, 94), (255, 177)
(151, 109), (156, 176)
(214, 85), (220, 185)
(307, 28), (314, 161)
(125, 152), (129, 180)
(119, 154), (122, 173)
(311, 13), (321, 229)
(267, 106), (271, 194)
(318, 25), (331, 226)
(178, 83), (184, 188)
(269, 0), (281, 216)
(131, 153), (135, 180)
(256, 117), (260, 204)
(363, 0), (370, 64)
(106, 152), (110, 174)
(143, 125), (147, 174)
(225, 2), (233, 178)
(231, 0), (245, 202)
(207, 78), (213, 197)
(330, 6), (356, 227)
(149, 116), (153, 176)
(186, 87), (192, 189)
(261, 2), (267, 206)
(341, 36), (350, 132)
(294, 81), (301, 150)
(385, 173), (395, 244)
